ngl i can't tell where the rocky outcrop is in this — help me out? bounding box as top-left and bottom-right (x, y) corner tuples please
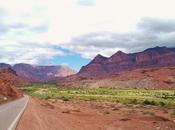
(78, 47), (175, 77)
(0, 68), (23, 99)
(56, 67), (175, 89)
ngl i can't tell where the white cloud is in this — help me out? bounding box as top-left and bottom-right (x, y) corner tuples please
(0, 0), (175, 63)
(77, 0), (96, 6)
(63, 18), (175, 59)
(0, 41), (65, 64)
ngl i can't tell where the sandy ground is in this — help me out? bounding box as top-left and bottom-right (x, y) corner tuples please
(17, 97), (175, 130)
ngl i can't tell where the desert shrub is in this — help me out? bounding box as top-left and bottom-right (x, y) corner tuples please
(159, 101), (165, 106)
(164, 80), (174, 84)
(130, 99), (138, 104)
(61, 96), (70, 101)
(143, 111), (155, 115)
(43, 95), (51, 100)
(143, 100), (156, 105)
(88, 97), (97, 101)
(104, 111), (110, 115)
(20, 83), (175, 107)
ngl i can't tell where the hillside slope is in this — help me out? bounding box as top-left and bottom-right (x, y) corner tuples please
(0, 64), (76, 83)
(0, 68), (23, 102)
(55, 67), (175, 89)
(53, 47), (175, 89)
(78, 46), (175, 78)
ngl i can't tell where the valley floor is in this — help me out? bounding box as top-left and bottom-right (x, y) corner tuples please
(17, 97), (175, 130)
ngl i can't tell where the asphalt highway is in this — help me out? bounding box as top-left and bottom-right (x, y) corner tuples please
(0, 95), (29, 130)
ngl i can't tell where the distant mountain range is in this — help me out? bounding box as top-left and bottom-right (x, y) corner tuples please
(1, 46), (175, 89)
(0, 63), (76, 83)
(78, 46), (175, 78)
(53, 46), (175, 89)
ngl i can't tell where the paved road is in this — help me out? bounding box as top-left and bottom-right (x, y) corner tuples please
(0, 95), (29, 130)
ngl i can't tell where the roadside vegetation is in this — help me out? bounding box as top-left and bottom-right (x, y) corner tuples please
(19, 84), (175, 107)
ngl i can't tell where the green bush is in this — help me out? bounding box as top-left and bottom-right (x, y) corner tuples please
(143, 100), (156, 105)
(159, 101), (165, 106)
(130, 99), (138, 104)
(61, 96), (70, 101)
(20, 84), (175, 107)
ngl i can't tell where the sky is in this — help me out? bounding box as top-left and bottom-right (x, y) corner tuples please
(0, 0), (175, 71)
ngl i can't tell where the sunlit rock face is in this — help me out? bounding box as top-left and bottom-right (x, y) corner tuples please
(0, 63), (76, 83)
(12, 64), (76, 82)
(78, 47), (175, 77)
(0, 68), (23, 99)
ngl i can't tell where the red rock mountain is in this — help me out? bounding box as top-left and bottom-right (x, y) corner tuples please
(55, 67), (175, 89)
(78, 47), (175, 78)
(0, 68), (23, 100)
(0, 64), (76, 83)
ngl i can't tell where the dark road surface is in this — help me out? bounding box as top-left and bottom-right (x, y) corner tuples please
(0, 96), (29, 130)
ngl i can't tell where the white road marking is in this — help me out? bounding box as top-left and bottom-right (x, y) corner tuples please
(0, 95), (29, 130)
(8, 95), (29, 130)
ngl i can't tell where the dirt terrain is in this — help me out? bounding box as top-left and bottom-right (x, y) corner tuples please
(17, 97), (175, 130)
(55, 67), (175, 89)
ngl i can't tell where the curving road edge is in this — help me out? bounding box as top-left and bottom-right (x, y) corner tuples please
(8, 95), (29, 130)
(0, 95), (29, 130)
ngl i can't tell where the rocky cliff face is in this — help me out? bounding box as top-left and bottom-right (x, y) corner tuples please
(78, 47), (175, 77)
(0, 68), (23, 99)
(0, 64), (76, 83)
(57, 67), (175, 89)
